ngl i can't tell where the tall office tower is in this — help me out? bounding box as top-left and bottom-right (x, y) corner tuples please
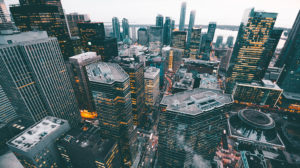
(218, 48), (233, 75)
(207, 22), (217, 41)
(261, 28), (283, 72)
(171, 31), (187, 49)
(0, 31), (80, 126)
(78, 22), (105, 52)
(156, 14), (164, 27)
(226, 36), (234, 47)
(276, 11), (300, 93)
(149, 26), (163, 43)
(0, 0), (14, 33)
(113, 57), (145, 127)
(163, 47), (184, 73)
(215, 36), (223, 48)
(144, 67), (160, 107)
(225, 8), (277, 93)
(57, 126), (121, 168)
(171, 19), (175, 31)
(0, 85), (17, 123)
(179, 1), (186, 31)
(7, 116), (71, 168)
(78, 22), (117, 61)
(130, 26), (136, 42)
(158, 89), (233, 167)
(122, 18), (130, 38)
(189, 28), (201, 59)
(137, 27), (148, 45)
(112, 17), (121, 41)
(86, 62), (137, 167)
(10, 0), (73, 60)
(163, 17), (172, 45)
(68, 52), (101, 119)
(186, 10), (196, 49)
(66, 13), (90, 37)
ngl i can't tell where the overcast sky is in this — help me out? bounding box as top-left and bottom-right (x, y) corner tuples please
(5, 0), (300, 28)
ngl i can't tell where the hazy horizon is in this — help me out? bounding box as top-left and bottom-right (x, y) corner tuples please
(4, 0), (300, 28)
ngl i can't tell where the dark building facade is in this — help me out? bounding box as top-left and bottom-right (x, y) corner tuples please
(189, 28), (202, 59)
(137, 27), (148, 45)
(163, 17), (172, 45)
(66, 13), (90, 37)
(276, 10), (300, 94)
(122, 18), (130, 39)
(215, 36), (223, 48)
(156, 14), (164, 27)
(0, 31), (80, 126)
(158, 89), (233, 167)
(112, 17), (121, 41)
(186, 10), (196, 49)
(86, 62), (137, 167)
(226, 36), (234, 47)
(10, 1), (73, 59)
(226, 8), (277, 93)
(57, 126), (121, 168)
(171, 31), (187, 50)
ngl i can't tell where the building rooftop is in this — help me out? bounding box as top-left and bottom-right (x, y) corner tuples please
(199, 73), (220, 90)
(282, 91), (300, 101)
(161, 88), (233, 115)
(69, 52), (100, 64)
(0, 31), (48, 45)
(58, 126), (116, 161)
(237, 80), (282, 90)
(144, 67), (160, 79)
(7, 116), (68, 152)
(228, 109), (285, 148)
(173, 72), (194, 90)
(86, 62), (128, 84)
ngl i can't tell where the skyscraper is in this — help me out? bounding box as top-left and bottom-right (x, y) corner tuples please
(199, 22), (217, 60)
(137, 27), (148, 45)
(0, 31), (80, 126)
(171, 19), (175, 31)
(226, 36), (234, 47)
(68, 52), (102, 119)
(149, 26), (163, 43)
(0, 0), (13, 33)
(113, 57), (145, 127)
(179, 2), (187, 31)
(0, 85), (17, 124)
(226, 8), (277, 93)
(122, 18), (130, 38)
(112, 17), (121, 41)
(66, 13), (90, 37)
(207, 22), (217, 41)
(171, 31), (187, 50)
(158, 89), (233, 167)
(186, 10), (196, 49)
(144, 67), (160, 107)
(163, 17), (172, 45)
(156, 14), (164, 27)
(86, 62), (137, 167)
(189, 28), (202, 59)
(10, 0), (73, 59)
(276, 10), (300, 94)
(7, 116), (71, 168)
(215, 36), (223, 48)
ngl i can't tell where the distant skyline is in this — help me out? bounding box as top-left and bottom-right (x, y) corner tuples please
(5, 0), (300, 28)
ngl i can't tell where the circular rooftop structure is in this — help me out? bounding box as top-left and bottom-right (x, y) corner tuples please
(238, 109), (275, 130)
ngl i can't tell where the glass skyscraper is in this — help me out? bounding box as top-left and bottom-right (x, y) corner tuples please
(171, 31), (187, 50)
(112, 17), (121, 41)
(137, 27), (148, 45)
(276, 10), (300, 94)
(156, 14), (164, 27)
(10, 0), (73, 60)
(122, 18), (130, 38)
(189, 28), (202, 59)
(66, 12), (90, 37)
(0, 31), (80, 126)
(179, 2), (186, 31)
(186, 10), (196, 49)
(163, 17), (172, 45)
(0, 85), (17, 124)
(86, 62), (137, 167)
(226, 8), (277, 93)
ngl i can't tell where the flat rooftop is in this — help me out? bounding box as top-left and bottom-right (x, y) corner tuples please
(86, 62), (128, 84)
(0, 31), (48, 45)
(8, 116), (67, 152)
(282, 91), (300, 101)
(173, 72), (194, 90)
(161, 88), (233, 115)
(58, 126), (116, 160)
(237, 80), (282, 90)
(199, 73), (220, 90)
(240, 151), (267, 168)
(144, 67), (160, 79)
(69, 52), (100, 64)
